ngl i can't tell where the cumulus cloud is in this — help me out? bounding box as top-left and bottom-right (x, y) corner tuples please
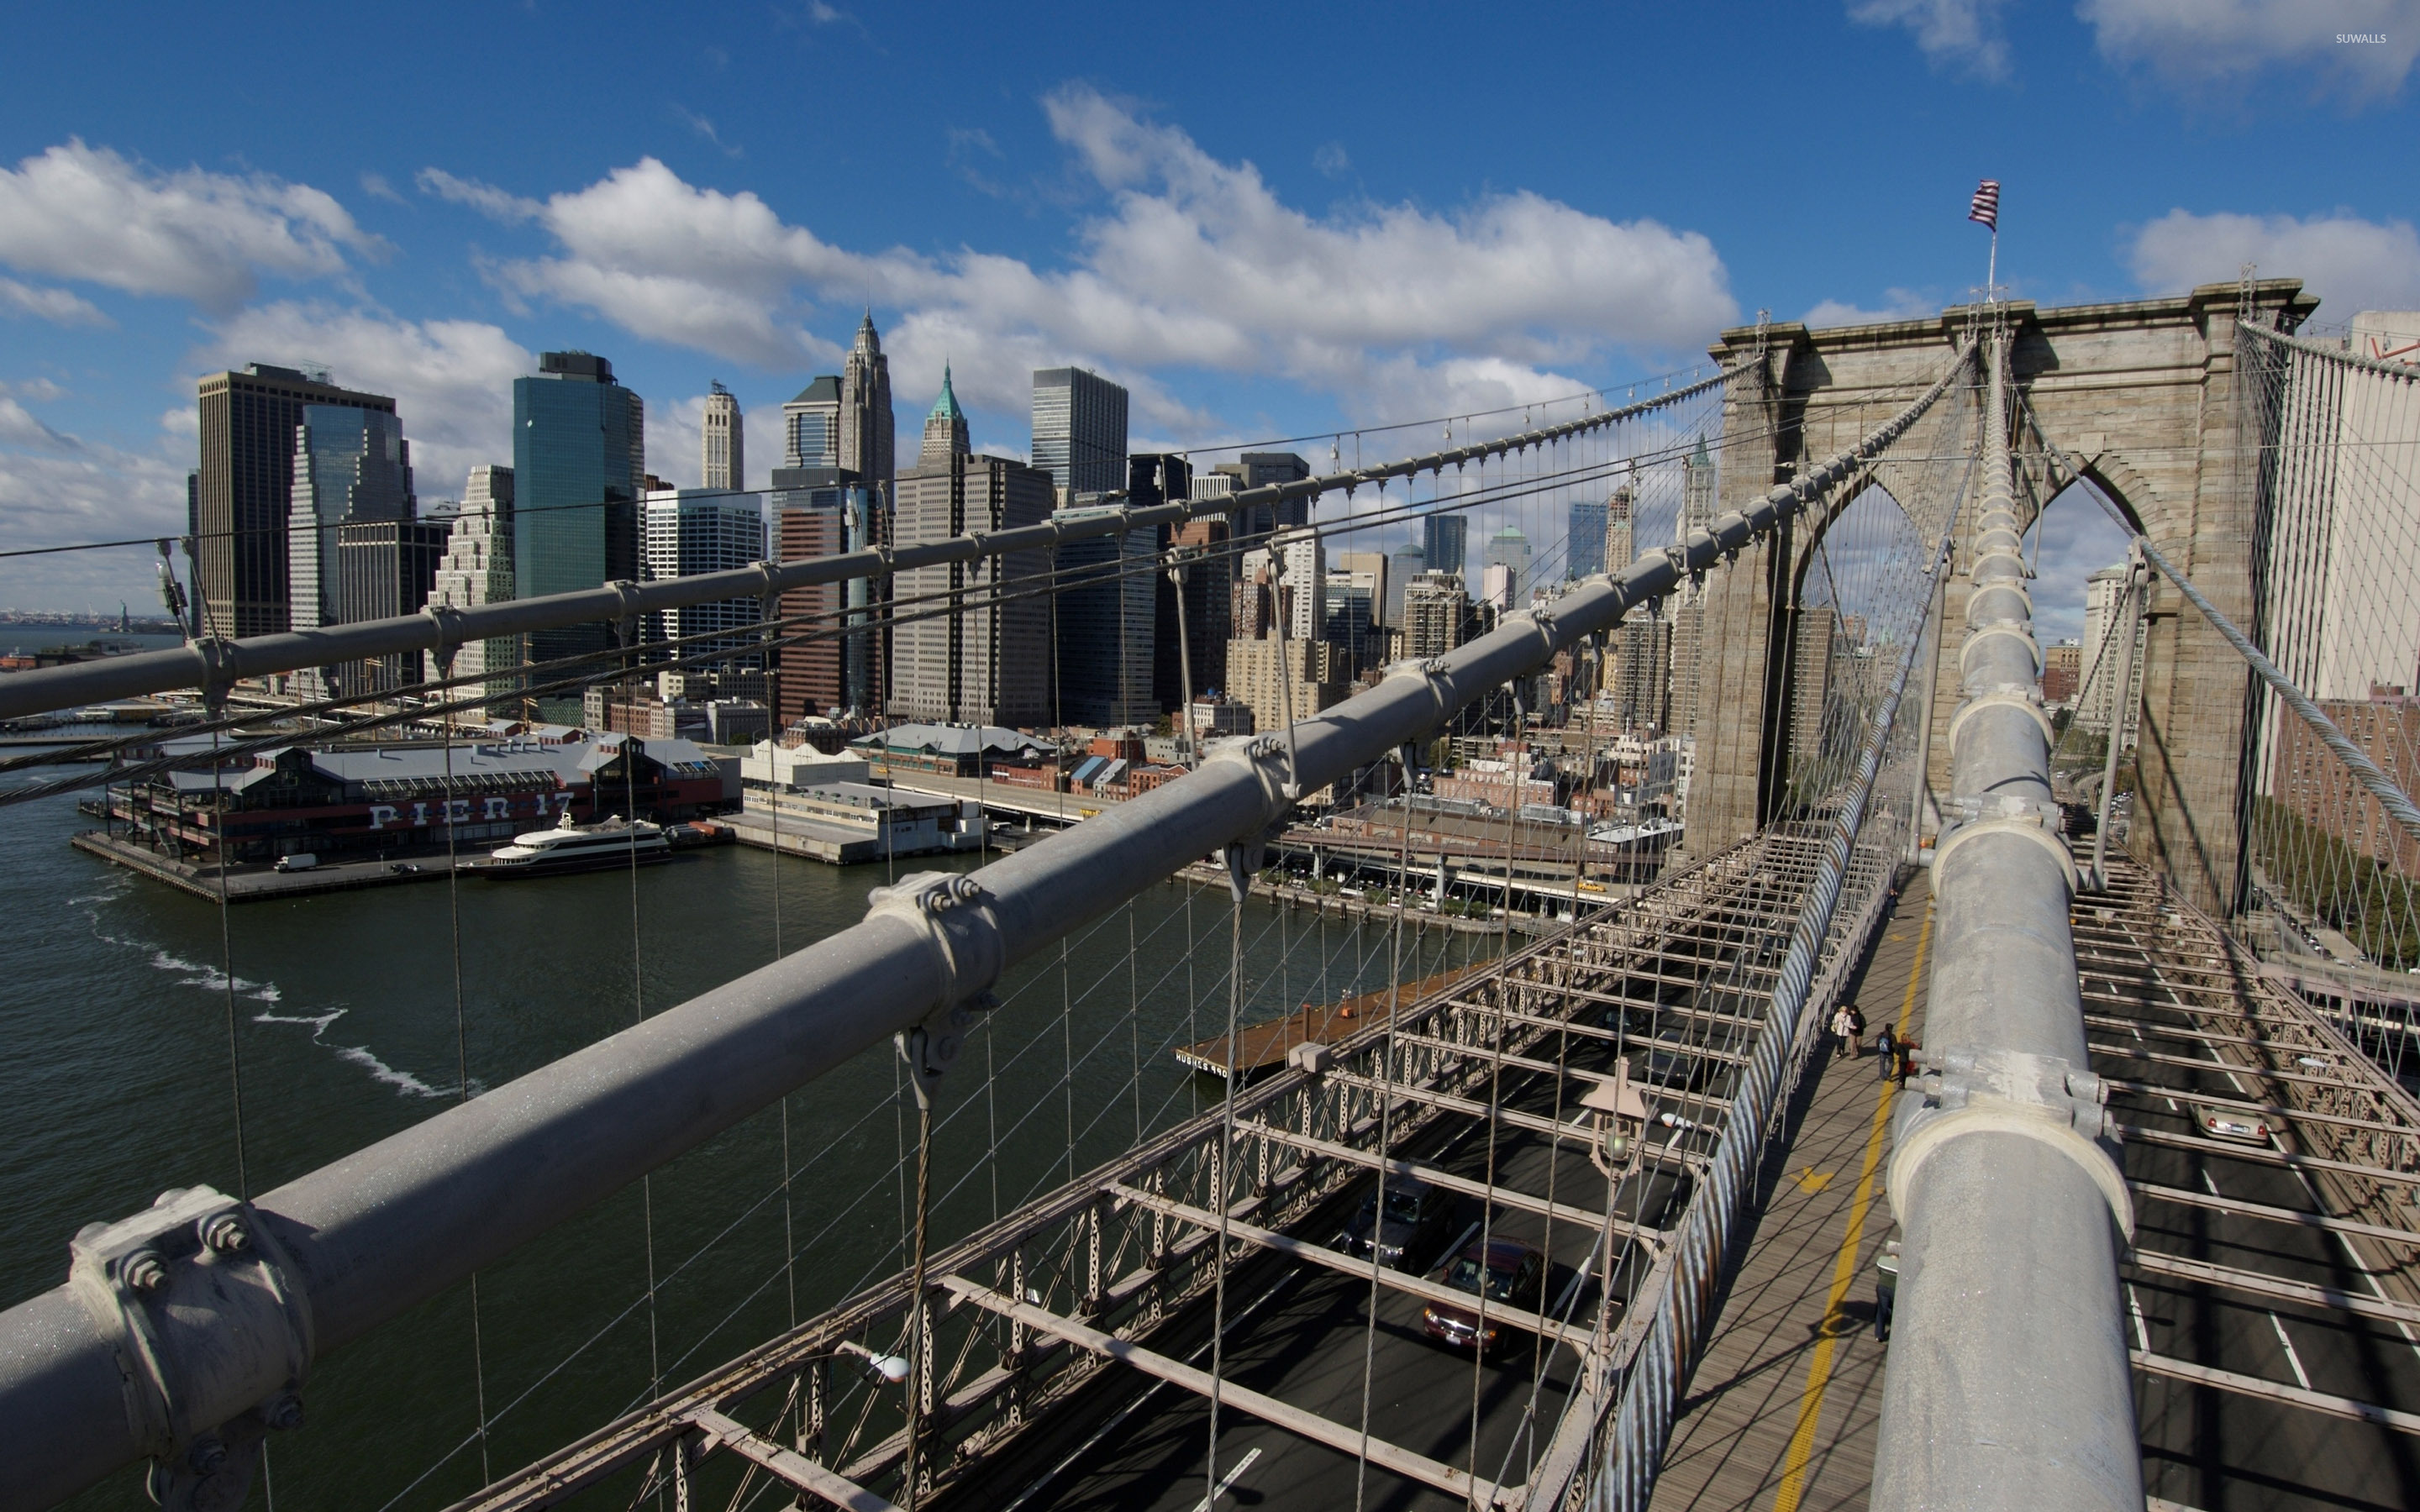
(423, 86), (1734, 432)
(1847, 0), (2012, 78)
(0, 276), (109, 326)
(0, 428), (189, 614)
(1803, 288), (1937, 327)
(0, 396), (78, 451)
(2081, 0), (2420, 99)
(192, 302), (534, 501)
(2126, 209), (2420, 314)
(2, 378), (67, 403)
(0, 140), (383, 311)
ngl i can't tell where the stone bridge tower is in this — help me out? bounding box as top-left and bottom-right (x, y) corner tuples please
(1683, 281), (2320, 915)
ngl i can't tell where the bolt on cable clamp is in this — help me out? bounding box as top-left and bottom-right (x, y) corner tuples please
(68, 1184), (314, 1510)
(864, 871), (1004, 1021)
(1890, 1046), (2133, 1241)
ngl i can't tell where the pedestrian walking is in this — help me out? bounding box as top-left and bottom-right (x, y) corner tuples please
(1828, 1004), (1856, 1058)
(1875, 1021), (1898, 1081)
(1844, 1003), (1866, 1058)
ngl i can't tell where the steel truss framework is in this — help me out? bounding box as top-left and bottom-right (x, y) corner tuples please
(2080, 858), (2420, 1498)
(445, 805), (1902, 1512)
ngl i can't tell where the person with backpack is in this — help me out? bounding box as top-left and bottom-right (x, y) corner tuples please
(1876, 1021), (1899, 1081)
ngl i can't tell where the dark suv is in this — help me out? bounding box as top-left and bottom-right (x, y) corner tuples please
(1422, 1237), (1546, 1352)
(1339, 1178), (1451, 1268)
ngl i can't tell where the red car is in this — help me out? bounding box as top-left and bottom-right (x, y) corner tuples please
(1422, 1237), (1546, 1351)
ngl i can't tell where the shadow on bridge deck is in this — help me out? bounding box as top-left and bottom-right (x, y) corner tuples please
(1649, 876), (1929, 1512)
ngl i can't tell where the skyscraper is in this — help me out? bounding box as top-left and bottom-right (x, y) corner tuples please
(1032, 367), (1129, 503)
(772, 496), (848, 724)
(838, 313), (893, 497)
(920, 366), (971, 465)
(1481, 527), (1532, 606)
(1217, 453), (1311, 540)
(334, 520), (445, 694)
(1614, 616), (1672, 732)
(1386, 543), (1425, 629)
(288, 405), (415, 650)
(1404, 571), (1469, 659)
(1423, 513), (1468, 580)
(1054, 502), (1156, 726)
(641, 486), (765, 665)
(782, 376), (843, 469)
(513, 351), (643, 682)
(1607, 483), (1635, 574)
(1567, 498), (1608, 580)
(423, 465), (517, 705)
(702, 381), (744, 491)
(890, 449), (1055, 725)
(194, 363), (395, 638)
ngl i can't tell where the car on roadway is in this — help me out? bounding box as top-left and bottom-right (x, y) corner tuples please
(1422, 1237), (1546, 1352)
(2193, 1103), (2274, 1144)
(1635, 1026), (1702, 1089)
(1338, 1177), (1452, 1268)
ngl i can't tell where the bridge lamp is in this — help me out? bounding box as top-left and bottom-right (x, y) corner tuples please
(1582, 1063), (1650, 1177)
(836, 1338), (912, 1385)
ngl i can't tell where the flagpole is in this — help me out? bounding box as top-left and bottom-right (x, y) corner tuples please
(1987, 229), (1998, 303)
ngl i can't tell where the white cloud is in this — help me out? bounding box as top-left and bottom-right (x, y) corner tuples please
(0, 431), (189, 615)
(415, 166), (541, 223)
(192, 302), (534, 501)
(1803, 289), (1937, 327)
(1848, 0), (2012, 78)
(0, 140), (383, 311)
(2081, 0), (2420, 99)
(1, 378), (66, 402)
(0, 276), (109, 326)
(424, 86), (1734, 435)
(0, 396), (77, 451)
(2126, 208), (2420, 314)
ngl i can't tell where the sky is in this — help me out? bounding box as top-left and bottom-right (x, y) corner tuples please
(1, 0), (2414, 641)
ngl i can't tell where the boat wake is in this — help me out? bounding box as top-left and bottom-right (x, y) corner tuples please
(252, 1009), (458, 1100)
(76, 893), (460, 1100)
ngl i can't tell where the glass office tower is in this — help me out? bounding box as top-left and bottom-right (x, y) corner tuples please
(513, 352), (643, 686)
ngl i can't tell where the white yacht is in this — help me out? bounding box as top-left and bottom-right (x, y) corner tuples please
(471, 812), (672, 877)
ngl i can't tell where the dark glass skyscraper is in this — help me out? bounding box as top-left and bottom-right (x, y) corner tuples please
(194, 363), (395, 638)
(1423, 513), (1468, 580)
(1567, 497), (1608, 580)
(513, 351), (643, 680)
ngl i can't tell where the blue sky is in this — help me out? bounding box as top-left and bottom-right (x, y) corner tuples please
(1, 0), (2414, 630)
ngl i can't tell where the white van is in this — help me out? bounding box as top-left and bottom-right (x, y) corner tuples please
(273, 853), (319, 873)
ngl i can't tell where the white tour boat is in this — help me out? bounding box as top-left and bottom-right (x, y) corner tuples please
(471, 812), (672, 877)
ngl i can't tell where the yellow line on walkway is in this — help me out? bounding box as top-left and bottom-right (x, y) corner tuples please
(1770, 897), (1930, 1512)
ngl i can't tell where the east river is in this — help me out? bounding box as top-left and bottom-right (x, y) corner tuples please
(0, 738), (1485, 1509)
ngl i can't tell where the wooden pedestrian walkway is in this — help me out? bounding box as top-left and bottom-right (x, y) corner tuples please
(1651, 874), (1934, 1512)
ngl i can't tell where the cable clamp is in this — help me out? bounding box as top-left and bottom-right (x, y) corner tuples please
(865, 872), (1004, 1023)
(1945, 687), (2055, 750)
(67, 1184), (314, 1509)
(1958, 621), (2043, 679)
(1963, 580), (2033, 622)
(1890, 1046), (2132, 1242)
(1933, 806), (2078, 895)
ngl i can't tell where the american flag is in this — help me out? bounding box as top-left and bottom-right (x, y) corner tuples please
(1969, 179), (2000, 232)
